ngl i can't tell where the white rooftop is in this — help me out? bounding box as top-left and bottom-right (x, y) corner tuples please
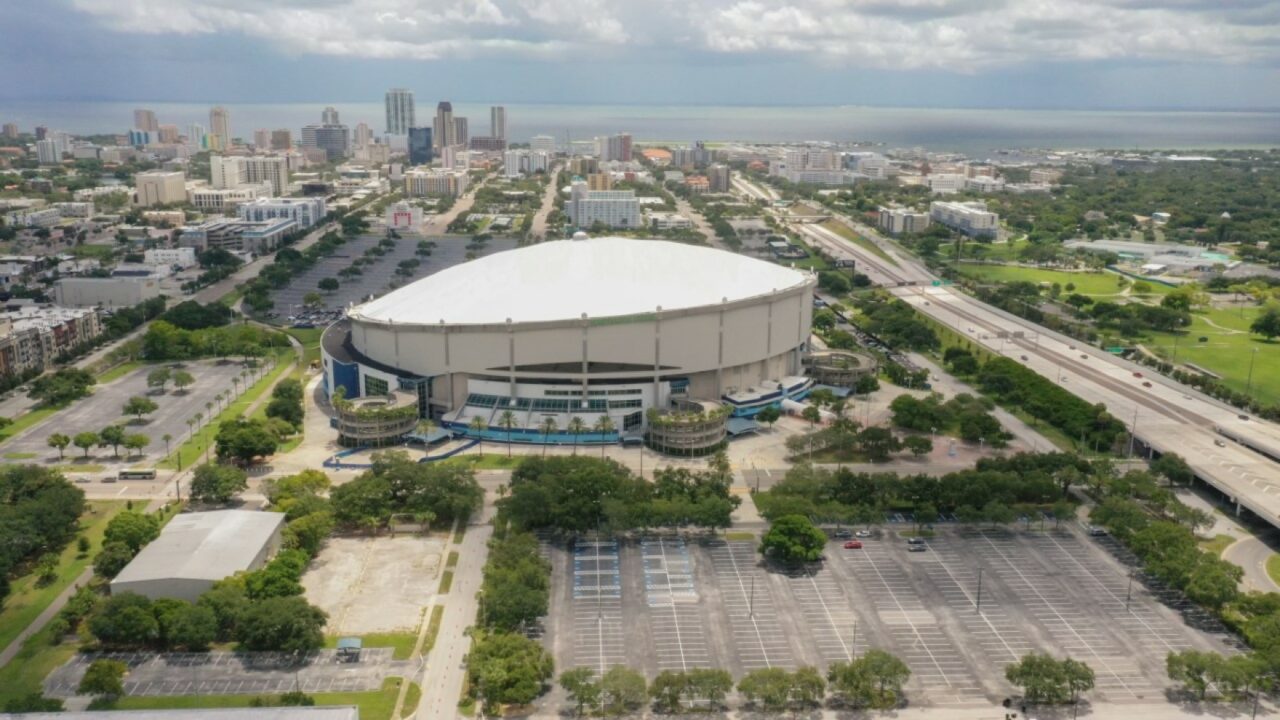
(351, 237), (812, 325)
(111, 510), (285, 585)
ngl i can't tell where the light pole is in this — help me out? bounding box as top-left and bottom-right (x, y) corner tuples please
(1246, 347), (1260, 395)
(975, 567), (984, 613)
(1125, 571), (1134, 612)
(1127, 406), (1139, 458)
(749, 575), (756, 619)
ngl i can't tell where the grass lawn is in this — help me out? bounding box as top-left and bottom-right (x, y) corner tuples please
(158, 351), (293, 470)
(438, 570), (454, 594)
(1199, 534), (1236, 557)
(955, 264), (1173, 297)
(423, 604), (444, 653)
(1268, 554), (1280, 587)
(451, 453), (521, 470)
(447, 551), (459, 569)
(68, 244), (116, 260)
(2, 451), (36, 459)
(324, 632), (418, 661)
(0, 500), (126, 659)
(1145, 306), (1280, 407)
(0, 404), (60, 444)
(109, 677), (418, 720)
(723, 531), (756, 541)
(0, 625), (80, 706)
(97, 361), (144, 385)
(49, 463), (107, 474)
(820, 219), (898, 267)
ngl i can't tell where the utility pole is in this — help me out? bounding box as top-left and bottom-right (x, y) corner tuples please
(976, 567), (983, 613)
(1127, 406), (1139, 458)
(1126, 571), (1134, 612)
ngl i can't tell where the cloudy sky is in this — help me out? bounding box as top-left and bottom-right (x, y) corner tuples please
(2, 0), (1278, 108)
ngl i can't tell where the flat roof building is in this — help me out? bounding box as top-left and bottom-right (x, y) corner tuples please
(8, 707), (358, 720)
(110, 510), (286, 602)
(929, 200), (998, 238)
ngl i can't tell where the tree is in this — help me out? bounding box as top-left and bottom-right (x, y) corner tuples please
(593, 415), (615, 458)
(1250, 309), (1280, 340)
(1150, 453), (1194, 487)
(122, 395), (158, 422)
(48, 432), (70, 459)
(73, 431), (99, 458)
(104, 510), (160, 552)
(215, 417), (278, 466)
(801, 405), (822, 429)
(498, 409), (517, 457)
(760, 514), (827, 565)
(98, 424), (126, 457)
(567, 416), (586, 455)
(1167, 650), (1220, 700)
(89, 592), (160, 647)
(318, 277), (339, 292)
(172, 370), (195, 393)
(857, 426), (901, 462)
(78, 659), (127, 698)
(559, 668), (601, 716)
(234, 596), (327, 652)
(29, 368), (95, 406)
(146, 367), (171, 392)
(600, 666), (647, 715)
(903, 435), (933, 457)
(649, 670), (689, 713)
(468, 631), (555, 710)
(302, 292), (323, 308)
(791, 665), (827, 707)
(123, 433), (150, 457)
(1185, 557), (1242, 610)
(190, 463), (248, 504)
(737, 668), (794, 712)
(167, 603), (218, 651)
(539, 417), (557, 456)
(3, 694), (64, 713)
(469, 415), (487, 457)
(686, 668), (733, 710)
(1006, 652), (1075, 704)
(93, 541), (135, 579)
(1061, 658), (1095, 703)
(756, 405), (782, 428)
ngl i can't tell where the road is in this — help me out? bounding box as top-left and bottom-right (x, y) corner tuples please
(1225, 534), (1280, 594)
(736, 174), (1280, 531)
(672, 195), (728, 250)
(528, 164), (562, 241)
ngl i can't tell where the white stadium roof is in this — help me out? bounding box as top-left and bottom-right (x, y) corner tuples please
(351, 237), (813, 325)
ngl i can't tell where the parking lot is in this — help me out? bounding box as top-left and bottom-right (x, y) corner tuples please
(44, 649), (409, 698)
(263, 232), (517, 319)
(2, 360), (251, 467)
(544, 526), (1235, 707)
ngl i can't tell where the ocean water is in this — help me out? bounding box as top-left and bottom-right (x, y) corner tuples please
(2, 101), (1277, 157)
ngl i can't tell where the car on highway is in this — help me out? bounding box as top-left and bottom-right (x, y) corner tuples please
(1239, 414), (1250, 421)
(1020, 355), (1029, 361)
(1215, 439), (1227, 447)
(843, 540), (863, 549)
(1142, 381), (1152, 388)
(1133, 372), (1143, 378)
(1080, 354), (1088, 359)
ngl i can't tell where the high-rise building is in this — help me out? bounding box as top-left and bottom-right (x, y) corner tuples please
(209, 106), (231, 149)
(253, 129), (270, 148)
(453, 117), (469, 147)
(134, 171), (186, 207)
(2, 123), (17, 139)
(127, 129), (153, 147)
(408, 127), (433, 166)
(567, 182), (640, 229)
(605, 133), (633, 162)
(404, 168), (469, 197)
(354, 122), (373, 148)
(211, 154), (289, 194)
(385, 88), (415, 135)
(586, 172), (612, 190)
(322, 106), (340, 125)
(157, 125), (180, 144)
(530, 135), (556, 154)
(210, 155), (245, 189)
(36, 139), (59, 165)
(490, 106), (506, 141)
(35, 126), (48, 141)
(133, 109), (159, 132)
(433, 101), (456, 152)
(271, 129), (293, 150)
(708, 164), (731, 193)
(187, 124), (207, 149)
(301, 124), (350, 161)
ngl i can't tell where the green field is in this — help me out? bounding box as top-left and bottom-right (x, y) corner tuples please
(1146, 306), (1280, 406)
(956, 264), (1172, 297)
(0, 624), (81, 706)
(324, 632), (418, 661)
(820, 220), (897, 266)
(107, 677), (418, 720)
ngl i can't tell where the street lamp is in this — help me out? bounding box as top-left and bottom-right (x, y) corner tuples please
(1246, 347), (1260, 395)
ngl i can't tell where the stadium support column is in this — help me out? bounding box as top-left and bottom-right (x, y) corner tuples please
(581, 313), (590, 402)
(767, 291), (775, 373)
(717, 298), (727, 398)
(441, 320), (454, 411)
(507, 318), (516, 399)
(794, 289), (804, 375)
(653, 306), (663, 409)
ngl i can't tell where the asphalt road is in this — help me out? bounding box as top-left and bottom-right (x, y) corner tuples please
(1224, 533), (1280, 593)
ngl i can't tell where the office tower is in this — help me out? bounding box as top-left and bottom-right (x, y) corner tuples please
(253, 128), (270, 148)
(708, 164), (731, 192)
(127, 129), (152, 147)
(209, 106), (231, 149)
(408, 127), (433, 165)
(271, 129), (293, 150)
(385, 88), (415, 135)
(453, 117), (469, 147)
(36, 139), (59, 165)
(158, 125), (180, 144)
(188, 124), (207, 149)
(301, 124), (350, 161)
(604, 133), (632, 162)
(354, 122), (373, 148)
(2, 123), (17, 139)
(210, 155), (245, 189)
(133, 108), (159, 132)
(490, 106), (506, 141)
(322, 106), (340, 125)
(134, 171), (186, 207)
(530, 135), (556, 153)
(433, 101), (455, 152)
(35, 126), (48, 140)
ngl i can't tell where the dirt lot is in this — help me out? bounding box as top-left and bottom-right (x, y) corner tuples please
(303, 535), (444, 634)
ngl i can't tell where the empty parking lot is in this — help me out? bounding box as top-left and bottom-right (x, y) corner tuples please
(544, 526), (1235, 706)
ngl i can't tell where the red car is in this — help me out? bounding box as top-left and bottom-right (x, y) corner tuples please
(843, 540), (863, 549)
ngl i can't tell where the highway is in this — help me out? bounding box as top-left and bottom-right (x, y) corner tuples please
(736, 175), (1280, 529)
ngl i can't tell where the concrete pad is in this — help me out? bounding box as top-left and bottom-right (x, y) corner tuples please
(303, 536), (443, 634)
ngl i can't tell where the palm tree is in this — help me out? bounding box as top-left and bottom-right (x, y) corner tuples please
(162, 433), (172, 457)
(232, 376), (241, 395)
(498, 410), (517, 457)
(195, 411), (204, 429)
(205, 401), (214, 420)
(539, 417), (557, 457)
(186, 418), (196, 441)
(416, 418), (436, 445)
(593, 416), (615, 458)
(567, 416), (585, 455)
(469, 415), (488, 457)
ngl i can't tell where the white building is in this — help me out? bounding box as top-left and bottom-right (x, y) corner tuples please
(144, 247), (198, 267)
(877, 206), (931, 236)
(385, 200), (424, 231)
(530, 135), (556, 154)
(404, 169), (469, 197)
(925, 173), (967, 194)
(4, 208), (63, 228)
(51, 202), (93, 218)
(179, 218), (296, 254)
(35, 139), (59, 165)
(187, 182), (273, 212)
(964, 176), (1006, 193)
(929, 200), (999, 237)
(110, 510), (285, 602)
(567, 182), (641, 229)
(502, 149), (550, 177)
(210, 154), (289, 195)
(237, 196), (326, 229)
(646, 211), (693, 230)
(134, 171), (186, 207)
(385, 88), (416, 136)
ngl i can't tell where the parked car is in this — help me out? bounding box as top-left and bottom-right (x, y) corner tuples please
(1087, 525), (1107, 536)
(907, 544), (927, 553)
(906, 537), (926, 546)
(833, 529), (852, 539)
(854, 530), (873, 538)
(843, 540), (863, 549)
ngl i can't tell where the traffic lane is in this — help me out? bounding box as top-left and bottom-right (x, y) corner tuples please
(1224, 534), (1280, 594)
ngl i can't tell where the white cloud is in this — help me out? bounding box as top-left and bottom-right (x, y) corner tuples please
(69, 0), (1280, 68)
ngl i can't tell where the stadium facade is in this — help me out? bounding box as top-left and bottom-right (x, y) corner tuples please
(322, 237), (816, 445)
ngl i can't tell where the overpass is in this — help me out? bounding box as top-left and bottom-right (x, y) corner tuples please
(737, 176), (1280, 529)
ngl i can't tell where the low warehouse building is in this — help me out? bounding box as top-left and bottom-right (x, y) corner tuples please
(109, 510), (286, 602)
